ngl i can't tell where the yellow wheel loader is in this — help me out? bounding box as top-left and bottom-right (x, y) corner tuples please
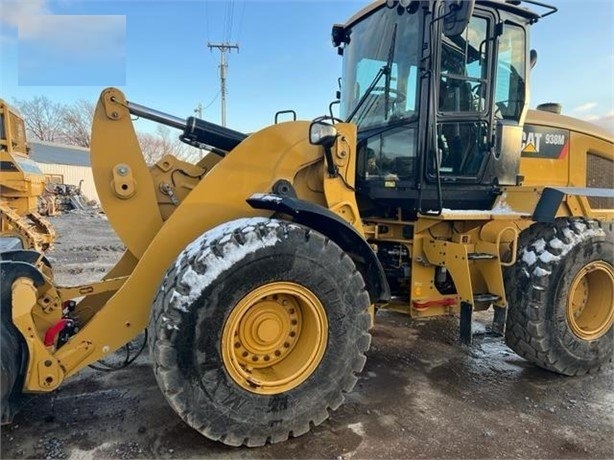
(1, 0), (613, 447)
(0, 99), (55, 251)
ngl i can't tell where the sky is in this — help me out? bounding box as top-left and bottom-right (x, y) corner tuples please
(0, 0), (613, 135)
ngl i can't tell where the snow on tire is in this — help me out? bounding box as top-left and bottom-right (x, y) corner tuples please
(148, 218), (372, 446)
(504, 218), (614, 376)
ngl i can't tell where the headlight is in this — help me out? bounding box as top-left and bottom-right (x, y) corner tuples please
(309, 121), (338, 147)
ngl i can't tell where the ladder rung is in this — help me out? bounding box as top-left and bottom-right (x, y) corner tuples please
(474, 293), (501, 303)
(467, 252), (497, 260)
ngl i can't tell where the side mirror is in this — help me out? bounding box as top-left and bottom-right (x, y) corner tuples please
(442, 0), (474, 37)
(309, 121), (338, 148)
(530, 49), (538, 70)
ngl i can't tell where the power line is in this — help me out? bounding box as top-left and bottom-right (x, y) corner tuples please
(228, 0), (235, 42)
(204, 0), (210, 42)
(223, 0), (236, 43)
(204, 91), (220, 110)
(236, 0), (246, 43)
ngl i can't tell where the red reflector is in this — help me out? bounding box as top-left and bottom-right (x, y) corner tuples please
(412, 298), (457, 310)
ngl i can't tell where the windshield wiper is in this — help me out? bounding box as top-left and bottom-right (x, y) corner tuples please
(346, 25), (398, 124)
(346, 65), (387, 123)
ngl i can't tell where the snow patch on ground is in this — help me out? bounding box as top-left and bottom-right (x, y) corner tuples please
(347, 422), (365, 437)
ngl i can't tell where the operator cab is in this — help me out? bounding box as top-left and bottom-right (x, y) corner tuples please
(334, 0), (553, 217)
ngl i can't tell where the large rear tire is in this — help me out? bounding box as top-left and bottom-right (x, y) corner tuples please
(504, 218), (614, 375)
(149, 218), (371, 446)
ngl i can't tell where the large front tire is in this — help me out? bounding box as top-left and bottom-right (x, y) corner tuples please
(149, 218), (371, 446)
(504, 218), (614, 375)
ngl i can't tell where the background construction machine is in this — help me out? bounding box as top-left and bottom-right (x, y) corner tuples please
(0, 99), (55, 251)
(1, 0), (612, 448)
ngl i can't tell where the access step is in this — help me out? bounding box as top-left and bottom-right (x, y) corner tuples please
(467, 252), (498, 260)
(460, 296), (506, 345)
(473, 293), (501, 303)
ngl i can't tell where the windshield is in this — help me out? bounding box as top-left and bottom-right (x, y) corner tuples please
(340, 6), (421, 130)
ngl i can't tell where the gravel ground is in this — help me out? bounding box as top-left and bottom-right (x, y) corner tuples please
(1, 212), (613, 459)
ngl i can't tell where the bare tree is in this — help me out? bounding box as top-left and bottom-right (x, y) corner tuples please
(13, 96), (64, 142)
(137, 126), (200, 165)
(60, 99), (94, 148)
(137, 131), (164, 165)
(15, 96), (202, 162)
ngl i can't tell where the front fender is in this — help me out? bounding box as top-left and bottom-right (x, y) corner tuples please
(247, 193), (391, 304)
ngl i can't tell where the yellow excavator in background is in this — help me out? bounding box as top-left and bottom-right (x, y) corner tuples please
(1, 0), (612, 448)
(0, 99), (55, 251)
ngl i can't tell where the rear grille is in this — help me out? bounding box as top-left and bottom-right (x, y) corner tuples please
(586, 153), (614, 209)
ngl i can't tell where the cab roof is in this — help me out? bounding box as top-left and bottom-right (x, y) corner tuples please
(342, 0), (551, 30)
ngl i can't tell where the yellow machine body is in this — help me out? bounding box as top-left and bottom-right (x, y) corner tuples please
(12, 88), (362, 389)
(2, 0), (613, 448)
(11, 87), (613, 392)
(0, 99), (55, 250)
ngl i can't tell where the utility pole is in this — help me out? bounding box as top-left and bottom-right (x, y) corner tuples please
(194, 103), (203, 119)
(194, 103), (204, 159)
(207, 42), (239, 127)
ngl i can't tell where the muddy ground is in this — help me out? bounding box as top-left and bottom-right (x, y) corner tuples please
(1, 212), (613, 459)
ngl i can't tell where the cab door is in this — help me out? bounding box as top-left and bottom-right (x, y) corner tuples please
(430, 10), (495, 181)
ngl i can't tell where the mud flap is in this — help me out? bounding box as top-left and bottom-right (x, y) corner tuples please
(459, 301), (473, 345)
(0, 260), (46, 424)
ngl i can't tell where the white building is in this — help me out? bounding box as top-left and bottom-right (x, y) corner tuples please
(29, 141), (99, 204)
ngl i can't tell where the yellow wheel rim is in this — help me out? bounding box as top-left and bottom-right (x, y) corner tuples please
(222, 282), (327, 394)
(566, 261), (614, 341)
